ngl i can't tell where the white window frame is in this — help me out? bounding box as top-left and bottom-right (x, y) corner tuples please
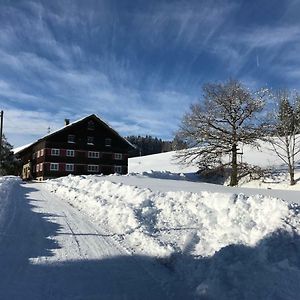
(87, 165), (99, 172)
(40, 149), (44, 156)
(37, 150), (40, 158)
(105, 138), (112, 147)
(65, 164), (74, 172)
(88, 151), (100, 158)
(39, 163), (43, 172)
(114, 165), (122, 174)
(68, 134), (75, 143)
(50, 163), (59, 171)
(66, 149), (75, 157)
(114, 153), (123, 160)
(36, 164), (39, 172)
(51, 148), (60, 156)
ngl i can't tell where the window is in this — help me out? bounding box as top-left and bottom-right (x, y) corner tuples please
(65, 164), (74, 172)
(68, 134), (75, 143)
(39, 163), (43, 172)
(114, 165), (122, 174)
(66, 149), (75, 157)
(51, 148), (60, 156)
(87, 121), (95, 130)
(40, 149), (44, 156)
(105, 138), (112, 147)
(87, 136), (94, 145)
(88, 151), (100, 158)
(37, 150), (40, 158)
(114, 153), (123, 160)
(36, 164), (39, 172)
(32, 152), (36, 159)
(50, 163), (59, 171)
(87, 165), (99, 172)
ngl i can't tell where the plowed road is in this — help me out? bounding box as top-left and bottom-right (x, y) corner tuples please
(0, 181), (186, 300)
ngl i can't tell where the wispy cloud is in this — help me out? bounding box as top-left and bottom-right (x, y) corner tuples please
(2, 0), (300, 147)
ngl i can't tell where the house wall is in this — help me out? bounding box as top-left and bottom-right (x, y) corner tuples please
(18, 116), (131, 180)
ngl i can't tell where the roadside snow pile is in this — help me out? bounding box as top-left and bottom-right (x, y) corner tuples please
(128, 170), (199, 181)
(0, 176), (20, 224)
(46, 175), (300, 299)
(46, 175), (296, 257)
(0, 176), (19, 200)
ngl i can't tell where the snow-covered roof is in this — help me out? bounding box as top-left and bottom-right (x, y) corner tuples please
(13, 114), (134, 154)
(12, 143), (35, 155)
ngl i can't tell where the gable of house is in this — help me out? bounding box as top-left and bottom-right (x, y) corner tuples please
(15, 114), (134, 180)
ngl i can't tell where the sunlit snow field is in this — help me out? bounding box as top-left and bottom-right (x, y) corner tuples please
(43, 146), (300, 300)
(2, 143), (300, 299)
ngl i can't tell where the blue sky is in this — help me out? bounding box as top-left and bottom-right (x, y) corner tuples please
(1, 0), (300, 147)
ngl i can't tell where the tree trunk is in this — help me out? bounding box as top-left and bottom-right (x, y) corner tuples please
(289, 165), (295, 185)
(230, 143), (238, 186)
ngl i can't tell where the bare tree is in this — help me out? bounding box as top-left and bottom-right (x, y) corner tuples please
(268, 90), (300, 185)
(175, 79), (267, 186)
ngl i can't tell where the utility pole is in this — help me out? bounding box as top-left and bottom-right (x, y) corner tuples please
(0, 111), (3, 170)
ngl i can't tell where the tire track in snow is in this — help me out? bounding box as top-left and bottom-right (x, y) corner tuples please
(37, 183), (189, 300)
(62, 212), (83, 258)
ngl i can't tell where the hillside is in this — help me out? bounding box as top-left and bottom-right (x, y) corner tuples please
(129, 141), (300, 190)
(129, 151), (197, 174)
(129, 142), (285, 173)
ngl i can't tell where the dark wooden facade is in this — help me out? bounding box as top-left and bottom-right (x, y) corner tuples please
(15, 114), (134, 180)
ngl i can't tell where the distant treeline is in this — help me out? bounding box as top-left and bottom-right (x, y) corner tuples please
(126, 135), (187, 157)
(126, 135), (172, 157)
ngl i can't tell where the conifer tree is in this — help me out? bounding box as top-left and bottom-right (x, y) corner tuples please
(0, 135), (20, 175)
(269, 90), (300, 185)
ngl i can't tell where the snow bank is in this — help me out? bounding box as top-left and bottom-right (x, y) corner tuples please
(46, 175), (295, 257)
(45, 175), (300, 299)
(0, 176), (20, 225)
(128, 170), (199, 181)
(0, 176), (20, 199)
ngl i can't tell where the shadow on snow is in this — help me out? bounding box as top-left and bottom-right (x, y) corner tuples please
(0, 183), (299, 300)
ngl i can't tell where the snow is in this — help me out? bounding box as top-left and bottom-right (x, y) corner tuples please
(109, 173), (300, 203)
(12, 143), (34, 154)
(241, 141), (285, 168)
(128, 144), (283, 175)
(45, 174), (300, 299)
(129, 146), (300, 192)
(0, 176), (20, 224)
(129, 150), (198, 174)
(46, 175), (292, 257)
(0, 178), (186, 299)
(3, 140), (300, 299)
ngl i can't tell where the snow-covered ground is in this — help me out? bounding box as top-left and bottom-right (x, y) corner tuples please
(45, 174), (300, 299)
(2, 142), (300, 299)
(129, 142), (284, 175)
(129, 150), (198, 174)
(129, 147), (300, 191)
(0, 177), (187, 299)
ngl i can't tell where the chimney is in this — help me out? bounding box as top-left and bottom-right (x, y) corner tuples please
(64, 118), (70, 126)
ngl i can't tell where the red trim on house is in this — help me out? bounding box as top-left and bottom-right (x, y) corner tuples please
(59, 163), (65, 172)
(60, 149), (66, 157)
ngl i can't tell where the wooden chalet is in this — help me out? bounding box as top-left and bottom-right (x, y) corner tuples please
(14, 114), (134, 180)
